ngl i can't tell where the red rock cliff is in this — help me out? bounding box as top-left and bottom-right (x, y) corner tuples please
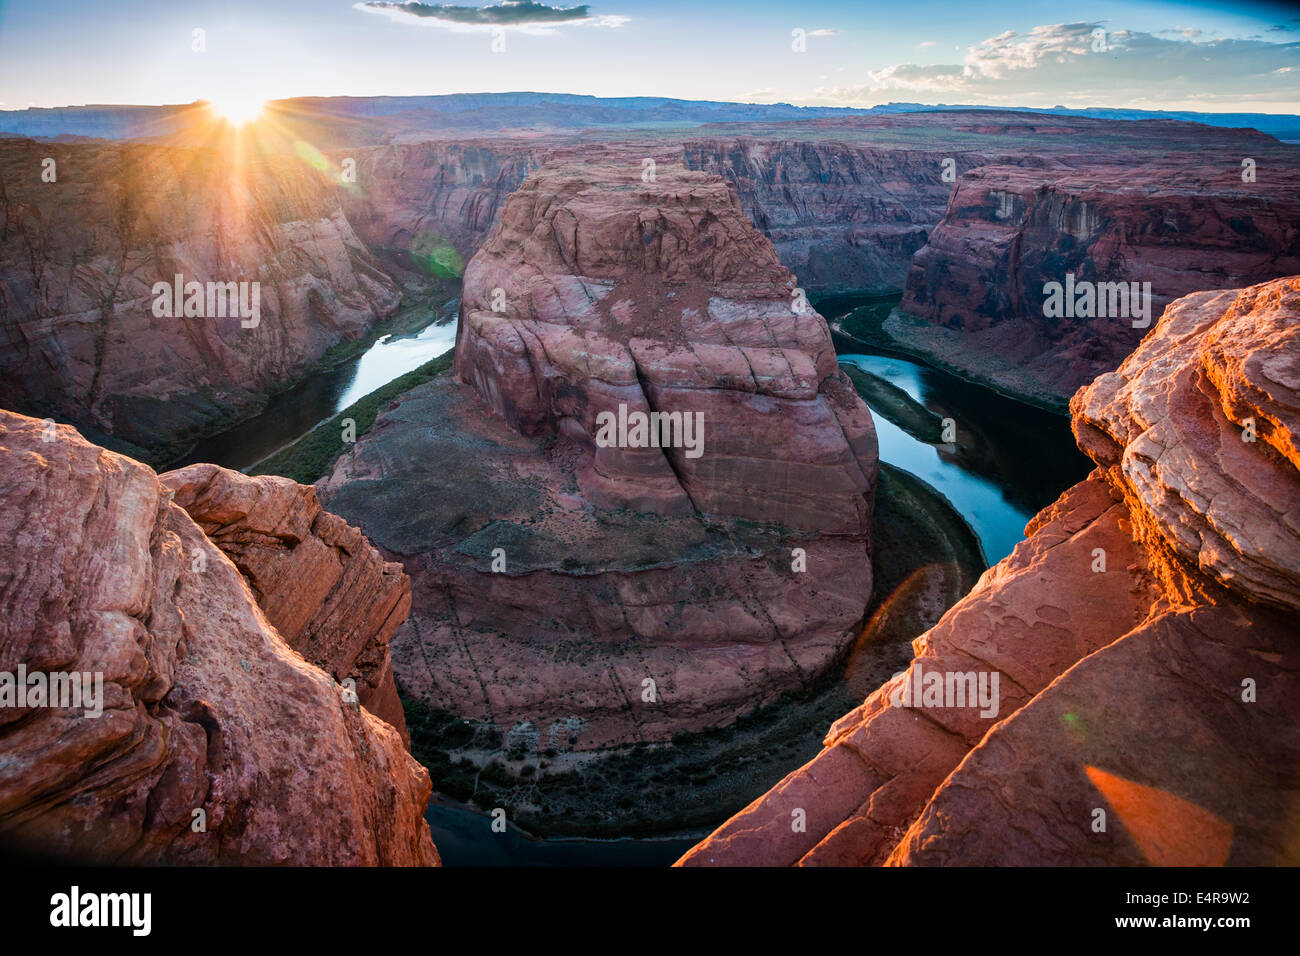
(0, 138), (401, 462)
(160, 463), (414, 744)
(0, 410), (438, 865)
(895, 153), (1300, 408)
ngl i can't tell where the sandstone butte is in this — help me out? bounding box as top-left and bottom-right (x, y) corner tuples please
(318, 160), (879, 752)
(680, 274), (1300, 867)
(0, 410), (438, 865)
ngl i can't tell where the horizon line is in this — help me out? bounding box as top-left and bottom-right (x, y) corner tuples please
(2, 92), (1298, 119)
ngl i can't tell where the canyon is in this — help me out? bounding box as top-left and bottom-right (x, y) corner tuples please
(0, 136), (402, 465)
(680, 275), (1300, 866)
(4, 109), (1298, 461)
(895, 154), (1300, 408)
(2, 95), (1300, 866)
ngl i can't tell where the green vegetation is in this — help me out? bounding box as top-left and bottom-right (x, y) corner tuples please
(251, 348), (455, 483)
(825, 293), (903, 350)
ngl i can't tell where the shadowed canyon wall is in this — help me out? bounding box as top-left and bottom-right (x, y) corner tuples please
(0, 137), (401, 463)
(3, 113), (1298, 458)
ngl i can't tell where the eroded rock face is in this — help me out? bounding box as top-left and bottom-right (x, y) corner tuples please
(683, 276), (1300, 866)
(321, 161), (877, 752)
(0, 410), (437, 865)
(332, 141), (546, 278)
(1072, 277), (1300, 611)
(0, 138), (401, 463)
(454, 161), (876, 531)
(896, 158), (1300, 408)
(160, 463), (413, 743)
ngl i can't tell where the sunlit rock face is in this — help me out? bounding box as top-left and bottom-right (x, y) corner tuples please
(0, 138), (401, 464)
(161, 463), (414, 745)
(0, 410), (438, 865)
(320, 161), (878, 752)
(682, 276), (1300, 867)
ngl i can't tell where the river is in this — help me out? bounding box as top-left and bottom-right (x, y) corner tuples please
(169, 315), (459, 473)
(837, 351), (1089, 564)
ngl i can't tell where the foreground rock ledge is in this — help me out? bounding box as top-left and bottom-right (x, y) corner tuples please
(161, 463), (413, 744)
(0, 410), (438, 865)
(681, 276), (1300, 866)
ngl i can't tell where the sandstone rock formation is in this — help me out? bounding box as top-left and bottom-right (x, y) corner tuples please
(681, 275), (1300, 866)
(320, 161), (878, 752)
(0, 410), (438, 865)
(161, 463), (413, 743)
(0, 137), (401, 463)
(895, 155), (1300, 408)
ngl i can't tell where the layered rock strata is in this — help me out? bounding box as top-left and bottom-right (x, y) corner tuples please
(895, 159), (1300, 407)
(0, 410), (438, 865)
(0, 137), (401, 462)
(161, 463), (413, 743)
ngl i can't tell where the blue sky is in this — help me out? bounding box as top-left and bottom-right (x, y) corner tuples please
(1, 0), (1297, 111)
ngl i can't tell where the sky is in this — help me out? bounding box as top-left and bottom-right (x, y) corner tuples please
(1, 0), (1297, 113)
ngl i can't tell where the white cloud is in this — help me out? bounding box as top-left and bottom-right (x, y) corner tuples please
(813, 22), (1300, 108)
(355, 1), (628, 34)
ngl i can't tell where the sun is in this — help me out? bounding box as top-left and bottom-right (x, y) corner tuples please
(208, 94), (266, 126)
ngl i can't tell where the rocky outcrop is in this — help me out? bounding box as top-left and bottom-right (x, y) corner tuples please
(0, 137), (401, 463)
(160, 463), (413, 743)
(320, 161), (878, 753)
(895, 155), (1300, 408)
(0, 410), (438, 865)
(682, 275), (1300, 866)
(1071, 278), (1300, 611)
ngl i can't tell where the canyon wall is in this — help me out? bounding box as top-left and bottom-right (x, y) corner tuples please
(681, 275), (1300, 866)
(6, 114), (1295, 463)
(332, 141), (548, 277)
(0, 137), (401, 463)
(319, 160), (878, 753)
(0, 410), (438, 865)
(680, 135), (1027, 295)
(331, 125), (1045, 298)
(895, 152), (1300, 407)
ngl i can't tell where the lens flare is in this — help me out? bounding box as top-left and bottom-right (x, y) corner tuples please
(208, 94), (266, 126)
